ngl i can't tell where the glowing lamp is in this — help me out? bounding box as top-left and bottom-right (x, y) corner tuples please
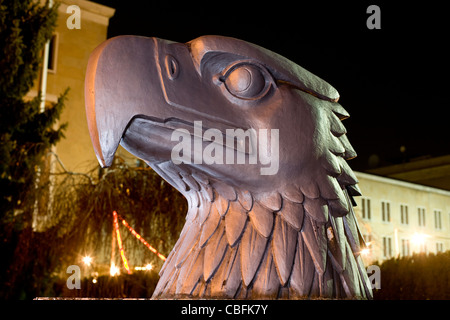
(110, 263), (120, 277)
(411, 233), (430, 246)
(82, 256), (92, 266)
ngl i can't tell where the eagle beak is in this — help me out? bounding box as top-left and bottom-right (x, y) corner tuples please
(85, 36), (165, 167)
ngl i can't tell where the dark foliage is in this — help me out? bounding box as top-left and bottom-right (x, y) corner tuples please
(373, 251), (450, 300)
(0, 0), (67, 299)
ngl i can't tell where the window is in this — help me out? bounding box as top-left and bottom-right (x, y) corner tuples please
(436, 242), (444, 253)
(383, 236), (392, 258)
(47, 33), (58, 73)
(381, 201), (390, 222)
(434, 210), (442, 230)
(401, 239), (410, 257)
(400, 204), (409, 225)
(361, 197), (371, 220)
(418, 207), (426, 227)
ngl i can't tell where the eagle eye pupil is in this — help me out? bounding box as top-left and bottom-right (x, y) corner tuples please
(224, 64), (268, 100)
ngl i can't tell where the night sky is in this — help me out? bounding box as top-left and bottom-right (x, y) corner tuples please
(91, 1), (448, 171)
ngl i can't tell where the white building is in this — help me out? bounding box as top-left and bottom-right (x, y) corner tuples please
(354, 172), (450, 264)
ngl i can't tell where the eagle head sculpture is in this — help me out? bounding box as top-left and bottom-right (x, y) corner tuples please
(85, 35), (372, 299)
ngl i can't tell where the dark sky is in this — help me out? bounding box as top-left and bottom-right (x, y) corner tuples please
(91, 1), (448, 171)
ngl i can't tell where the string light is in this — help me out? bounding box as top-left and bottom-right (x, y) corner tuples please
(117, 213), (166, 261)
(110, 211), (167, 277)
(113, 211), (132, 274)
(134, 264), (153, 271)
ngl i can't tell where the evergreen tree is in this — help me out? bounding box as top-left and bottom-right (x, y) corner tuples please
(0, 0), (67, 298)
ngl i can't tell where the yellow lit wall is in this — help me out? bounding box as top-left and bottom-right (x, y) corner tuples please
(29, 0), (115, 172)
(355, 171), (450, 264)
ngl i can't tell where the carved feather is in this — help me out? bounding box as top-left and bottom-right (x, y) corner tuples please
(301, 215), (327, 275)
(328, 134), (346, 156)
(186, 191), (199, 210)
(303, 196), (329, 223)
(210, 245), (242, 298)
(337, 157), (359, 185)
(175, 220), (201, 268)
(328, 215), (346, 271)
(176, 247), (203, 295)
(212, 180), (237, 201)
(240, 224), (268, 286)
(272, 215), (298, 286)
(328, 112), (347, 137)
(347, 184), (362, 197)
(248, 200), (274, 238)
(201, 183), (215, 202)
(321, 150), (342, 176)
(282, 184), (304, 203)
(300, 179), (320, 199)
(289, 232), (315, 297)
(328, 196), (350, 217)
(278, 197), (304, 230)
(328, 101), (350, 120)
(199, 204), (221, 247)
(224, 200), (248, 247)
(223, 247), (242, 298)
(318, 174), (344, 200)
(237, 189), (253, 211)
(251, 243), (280, 299)
(340, 241), (362, 298)
(180, 172), (200, 192)
(338, 134), (357, 160)
(214, 191), (229, 217)
(203, 223), (228, 282)
(343, 211), (361, 256)
(197, 192), (212, 225)
(255, 191), (282, 211)
(191, 170), (209, 185)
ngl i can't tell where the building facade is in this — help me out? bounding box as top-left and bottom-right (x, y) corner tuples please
(28, 0), (115, 173)
(354, 172), (450, 264)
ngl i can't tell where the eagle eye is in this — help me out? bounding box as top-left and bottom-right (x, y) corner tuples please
(221, 63), (271, 100)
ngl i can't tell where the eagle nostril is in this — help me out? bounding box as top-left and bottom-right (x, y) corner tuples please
(165, 54), (179, 80)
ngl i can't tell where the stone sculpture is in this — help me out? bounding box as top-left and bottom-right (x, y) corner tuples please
(85, 35), (373, 299)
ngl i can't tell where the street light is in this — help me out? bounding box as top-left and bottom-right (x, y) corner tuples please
(82, 256), (92, 267)
(411, 233), (430, 245)
(110, 263), (120, 276)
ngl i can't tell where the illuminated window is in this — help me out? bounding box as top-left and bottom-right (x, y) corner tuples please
(400, 204), (409, 225)
(418, 207), (426, 227)
(381, 201), (390, 222)
(361, 197), (371, 220)
(434, 210), (442, 230)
